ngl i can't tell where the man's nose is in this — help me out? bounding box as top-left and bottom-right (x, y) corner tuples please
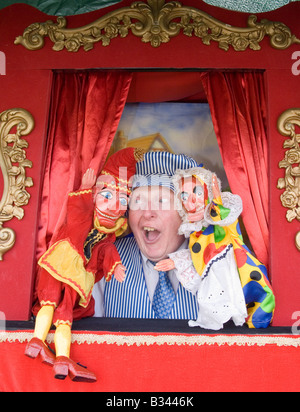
(142, 200), (158, 218)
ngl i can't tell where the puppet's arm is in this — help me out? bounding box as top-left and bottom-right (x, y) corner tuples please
(101, 242), (126, 283)
(80, 168), (96, 190)
(155, 250), (201, 295)
(114, 264), (126, 282)
(204, 175), (243, 227)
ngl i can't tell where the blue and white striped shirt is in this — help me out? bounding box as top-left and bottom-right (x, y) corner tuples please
(93, 234), (198, 320)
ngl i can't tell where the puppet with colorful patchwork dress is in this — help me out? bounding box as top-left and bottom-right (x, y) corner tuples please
(25, 147), (144, 382)
(155, 166), (275, 331)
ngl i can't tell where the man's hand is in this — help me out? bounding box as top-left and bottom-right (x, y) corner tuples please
(114, 264), (126, 283)
(80, 168), (96, 190)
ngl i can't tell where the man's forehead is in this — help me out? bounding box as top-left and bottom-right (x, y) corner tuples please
(132, 185), (173, 196)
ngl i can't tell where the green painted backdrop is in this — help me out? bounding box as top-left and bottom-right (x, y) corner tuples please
(0, 0), (299, 15)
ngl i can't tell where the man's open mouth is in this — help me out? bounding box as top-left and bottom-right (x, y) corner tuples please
(143, 226), (161, 242)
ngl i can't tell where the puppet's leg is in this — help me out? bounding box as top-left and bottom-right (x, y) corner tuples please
(25, 268), (59, 365)
(34, 305), (55, 341)
(52, 285), (97, 382)
(25, 305), (56, 365)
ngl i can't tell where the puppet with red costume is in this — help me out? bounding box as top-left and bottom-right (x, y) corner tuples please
(25, 147), (144, 382)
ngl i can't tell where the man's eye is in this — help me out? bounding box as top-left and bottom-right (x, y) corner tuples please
(119, 197), (128, 206)
(180, 192), (189, 201)
(159, 197), (168, 203)
(100, 190), (113, 200)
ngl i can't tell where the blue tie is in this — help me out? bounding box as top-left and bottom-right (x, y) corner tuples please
(152, 267), (176, 319)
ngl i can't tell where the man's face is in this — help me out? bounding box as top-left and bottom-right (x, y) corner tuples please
(129, 186), (185, 262)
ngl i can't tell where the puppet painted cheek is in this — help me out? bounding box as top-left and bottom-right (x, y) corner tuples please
(183, 193), (205, 222)
(106, 199), (126, 217)
(95, 193), (127, 226)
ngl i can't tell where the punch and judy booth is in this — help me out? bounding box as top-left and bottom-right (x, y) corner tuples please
(0, 0), (300, 391)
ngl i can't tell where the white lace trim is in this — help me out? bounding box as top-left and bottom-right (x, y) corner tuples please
(169, 249), (201, 295)
(178, 192), (242, 237)
(1, 331), (300, 347)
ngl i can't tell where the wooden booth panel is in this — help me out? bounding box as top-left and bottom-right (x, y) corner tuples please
(0, 70), (52, 320)
(0, 0), (299, 325)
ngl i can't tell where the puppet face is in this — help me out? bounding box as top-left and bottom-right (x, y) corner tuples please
(95, 175), (128, 228)
(179, 176), (206, 223)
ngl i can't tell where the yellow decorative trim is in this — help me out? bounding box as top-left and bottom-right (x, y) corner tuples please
(100, 171), (130, 185)
(277, 108), (300, 252)
(106, 260), (122, 281)
(94, 215), (127, 235)
(14, 0), (300, 51)
(0, 108), (34, 260)
(40, 300), (57, 308)
(1, 330), (300, 348)
(98, 181), (131, 194)
(53, 320), (72, 327)
(68, 189), (92, 197)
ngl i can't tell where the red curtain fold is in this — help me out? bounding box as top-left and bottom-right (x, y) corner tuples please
(201, 71), (269, 267)
(36, 71), (132, 260)
(127, 72), (206, 102)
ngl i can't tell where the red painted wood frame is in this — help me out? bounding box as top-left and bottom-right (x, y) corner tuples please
(0, 0), (299, 325)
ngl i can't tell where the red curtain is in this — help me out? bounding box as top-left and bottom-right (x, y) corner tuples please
(201, 71), (269, 267)
(36, 71), (132, 260)
(127, 72), (206, 102)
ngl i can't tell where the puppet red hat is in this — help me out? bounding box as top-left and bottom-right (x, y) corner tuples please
(97, 147), (144, 194)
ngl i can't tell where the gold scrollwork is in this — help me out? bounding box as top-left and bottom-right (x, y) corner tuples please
(0, 109), (34, 260)
(14, 0), (300, 52)
(296, 232), (300, 251)
(277, 108), (300, 252)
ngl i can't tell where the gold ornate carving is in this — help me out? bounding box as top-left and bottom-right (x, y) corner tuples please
(14, 0), (300, 51)
(296, 232), (300, 251)
(277, 108), (300, 251)
(0, 109), (34, 260)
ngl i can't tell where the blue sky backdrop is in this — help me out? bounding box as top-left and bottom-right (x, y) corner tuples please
(117, 103), (229, 189)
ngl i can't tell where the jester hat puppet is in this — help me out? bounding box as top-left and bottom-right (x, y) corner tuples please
(26, 147), (144, 383)
(94, 147), (145, 232)
(166, 166), (275, 329)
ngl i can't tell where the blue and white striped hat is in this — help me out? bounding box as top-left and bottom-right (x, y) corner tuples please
(132, 151), (198, 191)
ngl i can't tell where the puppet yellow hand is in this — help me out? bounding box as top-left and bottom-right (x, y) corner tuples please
(154, 259), (176, 271)
(114, 264), (126, 283)
(80, 168), (96, 190)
